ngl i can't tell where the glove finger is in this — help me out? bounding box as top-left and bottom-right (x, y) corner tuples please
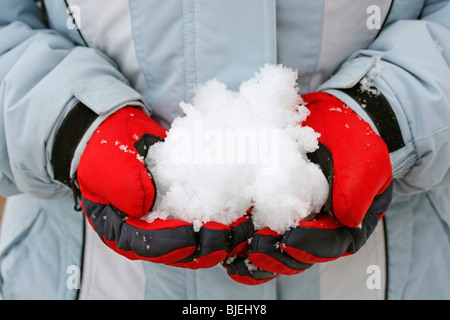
(167, 221), (231, 269)
(248, 228), (313, 275)
(168, 214), (255, 269)
(228, 215), (254, 256)
(223, 255), (277, 286)
(81, 195), (197, 264)
(281, 213), (358, 264)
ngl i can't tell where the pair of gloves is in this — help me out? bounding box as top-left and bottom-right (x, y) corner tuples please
(74, 92), (393, 285)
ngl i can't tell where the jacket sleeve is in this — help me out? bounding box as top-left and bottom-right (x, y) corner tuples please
(0, 1), (146, 198)
(319, 0), (450, 195)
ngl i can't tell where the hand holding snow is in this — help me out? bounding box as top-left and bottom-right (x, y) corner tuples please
(143, 65), (329, 234)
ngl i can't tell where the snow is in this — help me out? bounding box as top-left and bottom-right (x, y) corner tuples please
(359, 56), (382, 96)
(244, 258), (259, 272)
(142, 65), (328, 233)
(115, 140), (136, 154)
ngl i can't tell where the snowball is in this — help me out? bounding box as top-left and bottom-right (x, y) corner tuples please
(142, 65), (329, 233)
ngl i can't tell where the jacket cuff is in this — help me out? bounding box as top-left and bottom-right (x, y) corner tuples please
(50, 74), (149, 189)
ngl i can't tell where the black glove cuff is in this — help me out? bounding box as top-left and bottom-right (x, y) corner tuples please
(51, 101), (98, 187)
(338, 85), (405, 153)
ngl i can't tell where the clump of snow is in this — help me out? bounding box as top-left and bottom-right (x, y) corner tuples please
(359, 56), (382, 96)
(142, 65), (329, 234)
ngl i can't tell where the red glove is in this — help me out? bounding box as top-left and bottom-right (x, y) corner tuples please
(226, 92), (393, 284)
(77, 106), (253, 269)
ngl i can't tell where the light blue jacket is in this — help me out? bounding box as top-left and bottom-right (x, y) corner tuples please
(0, 0), (449, 299)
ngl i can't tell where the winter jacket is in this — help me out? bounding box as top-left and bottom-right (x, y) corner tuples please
(0, 0), (449, 299)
